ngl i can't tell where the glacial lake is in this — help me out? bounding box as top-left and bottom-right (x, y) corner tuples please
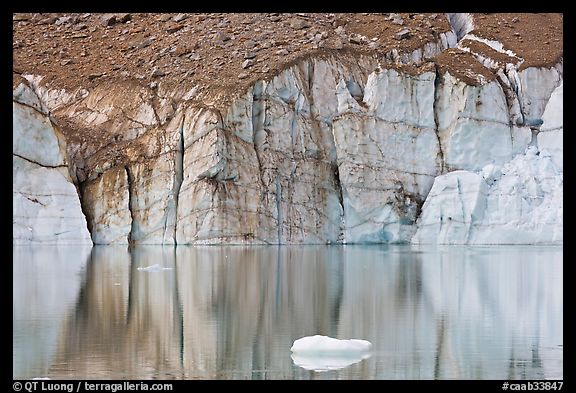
(13, 245), (562, 380)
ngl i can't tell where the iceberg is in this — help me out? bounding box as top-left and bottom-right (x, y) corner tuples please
(136, 264), (173, 272)
(290, 335), (372, 371)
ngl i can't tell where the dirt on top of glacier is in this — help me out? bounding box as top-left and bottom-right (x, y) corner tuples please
(470, 13), (563, 71)
(13, 12), (563, 105)
(434, 48), (497, 86)
(12, 13), (448, 94)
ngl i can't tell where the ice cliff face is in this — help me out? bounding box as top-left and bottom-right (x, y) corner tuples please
(412, 147), (562, 244)
(412, 52), (563, 244)
(539, 82), (563, 171)
(13, 15), (562, 245)
(13, 82), (92, 244)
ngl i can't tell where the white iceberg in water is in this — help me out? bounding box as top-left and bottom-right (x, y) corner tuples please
(136, 264), (173, 272)
(290, 335), (372, 371)
(291, 335), (372, 354)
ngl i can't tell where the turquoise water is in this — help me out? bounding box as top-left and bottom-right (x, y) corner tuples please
(13, 245), (563, 380)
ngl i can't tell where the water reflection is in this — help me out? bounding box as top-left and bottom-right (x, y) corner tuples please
(13, 246), (91, 379)
(13, 245), (562, 380)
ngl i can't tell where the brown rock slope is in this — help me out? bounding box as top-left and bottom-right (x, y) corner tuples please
(13, 13), (454, 106)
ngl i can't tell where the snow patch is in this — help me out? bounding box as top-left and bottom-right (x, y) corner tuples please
(464, 34), (523, 61)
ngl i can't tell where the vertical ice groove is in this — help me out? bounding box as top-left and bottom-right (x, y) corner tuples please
(251, 80), (270, 243)
(125, 165), (136, 244)
(275, 176), (283, 244)
(432, 64), (445, 174)
(78, 181), (94, 242)
(171, 115), (186, 245)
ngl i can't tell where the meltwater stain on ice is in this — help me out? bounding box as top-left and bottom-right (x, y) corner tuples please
(290, 335), (372, 372)
(136, 264), (173, 272)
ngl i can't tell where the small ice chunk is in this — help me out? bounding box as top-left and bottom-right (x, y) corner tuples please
(137, 264), (173, 272)
(291, 335), (372, 355)
(290, 335), (372, 372)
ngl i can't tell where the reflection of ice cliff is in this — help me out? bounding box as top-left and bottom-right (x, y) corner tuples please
(13, 245), (562, 379)
(12, 246), (91, 379)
